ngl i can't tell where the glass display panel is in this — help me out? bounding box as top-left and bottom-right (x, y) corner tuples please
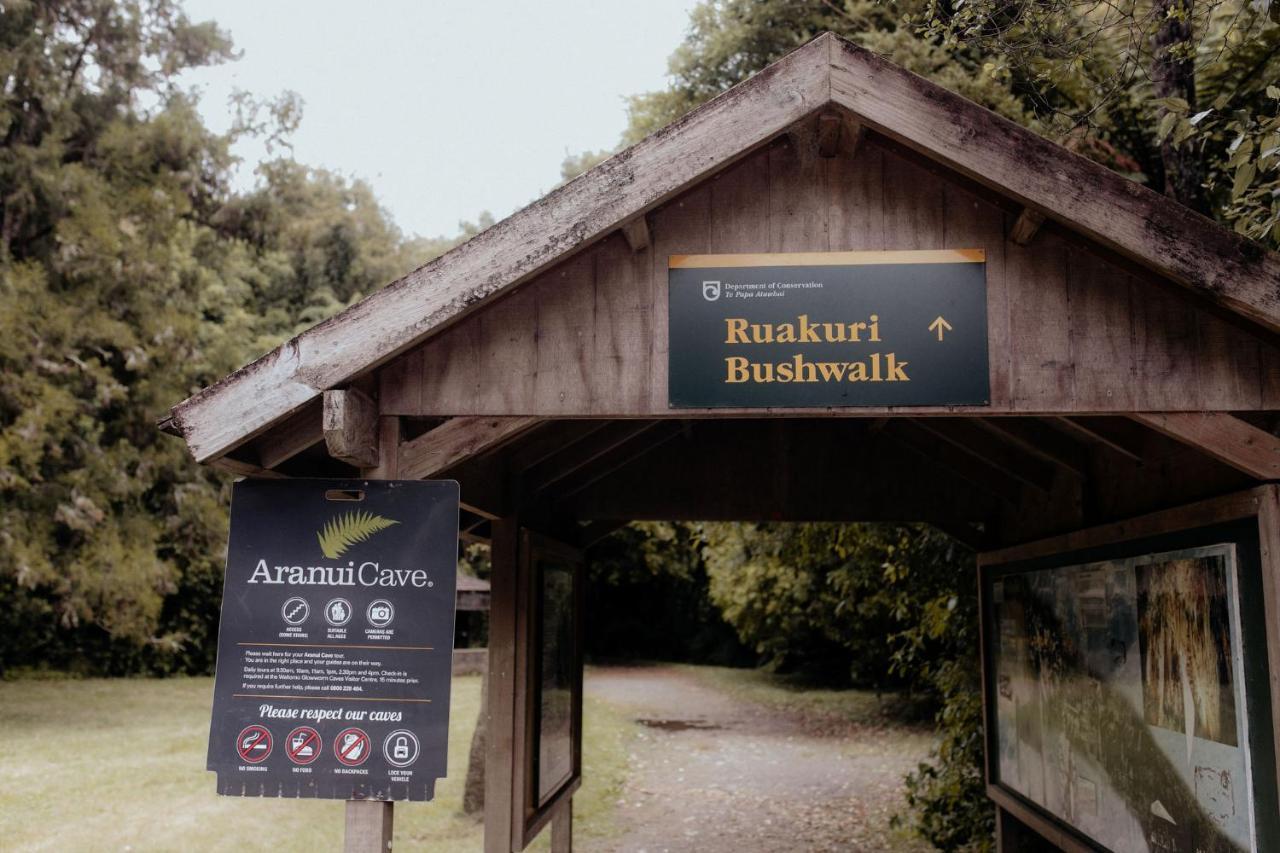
(991, 544), (1257, 852)
(535, 557), (576, 805)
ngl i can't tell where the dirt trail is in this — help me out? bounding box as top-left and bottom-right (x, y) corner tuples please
(585, 665), (934, 853)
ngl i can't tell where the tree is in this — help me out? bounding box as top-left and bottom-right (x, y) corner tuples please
(0, 1), (458, 674)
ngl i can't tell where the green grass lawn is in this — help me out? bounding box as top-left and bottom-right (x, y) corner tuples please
(0, 674), (633, 852)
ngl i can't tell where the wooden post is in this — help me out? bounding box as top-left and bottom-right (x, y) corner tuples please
(484, 516), (520, 853)
(345, 800), (394, 853)
(550, 798), (572, 853)
(343, 414), (401, 852)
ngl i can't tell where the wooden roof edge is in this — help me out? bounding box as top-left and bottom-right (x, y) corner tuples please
(827, 37), (1280, 331)
(165, 31), (1280, 467)
(165, 33), (835, 464)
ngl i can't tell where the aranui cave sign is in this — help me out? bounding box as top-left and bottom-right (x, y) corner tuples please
(206, 478), (459, 801)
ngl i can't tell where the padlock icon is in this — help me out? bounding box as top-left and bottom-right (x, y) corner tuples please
(393, 735), (409, 760)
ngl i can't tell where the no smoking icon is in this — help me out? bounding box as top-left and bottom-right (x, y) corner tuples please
(236, 725), (272, 764)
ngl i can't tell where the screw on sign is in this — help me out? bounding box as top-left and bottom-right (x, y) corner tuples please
(236, 725), (272, 764)
(334, 727), (371, 766)
(285, 726), (322, 765)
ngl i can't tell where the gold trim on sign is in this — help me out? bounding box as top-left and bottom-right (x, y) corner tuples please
(668, 249), (986, 269)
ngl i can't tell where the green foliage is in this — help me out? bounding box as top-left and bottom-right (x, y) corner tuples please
(696, 521), (992, 848)
(584, 523), (750, 666)
(0, 1), (455, 675)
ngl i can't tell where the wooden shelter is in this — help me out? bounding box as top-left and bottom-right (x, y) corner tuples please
(164, 33), (1280, 853)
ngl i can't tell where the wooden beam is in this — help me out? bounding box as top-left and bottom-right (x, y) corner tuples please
(829, 35), (1280, 335)
(1008, 207), (1045, 245)
(509, 421), (611, 472)
(254, 400), (322, 470)
(553, 423), (685, 501)
(323, 388), (380, 469)
(210, 455), (288, 479)
(911, 419), (1056, 493)
(399, 416), (540, 480)
(1051, 417), (1145, 464)
(1129, 412), (1280, 481)
(524, 421), (658, 495)
(168, 37), (829, 464)
(817, 113), (842, 158)
(888, 421), (1023, 503)
(620, 216), (650, 252)
(975, 418), (1088, 478)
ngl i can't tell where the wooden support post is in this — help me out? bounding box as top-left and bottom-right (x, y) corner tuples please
(484, 516), (519, 853)
(345, 800), (394, 853)
(550, 798), (572, 853)
(341, 415), (400, 852)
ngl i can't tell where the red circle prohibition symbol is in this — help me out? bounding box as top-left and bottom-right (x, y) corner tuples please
(236, 724), (272, 763)
(285, 726), (322, 765)
(334, 727), (371, 766)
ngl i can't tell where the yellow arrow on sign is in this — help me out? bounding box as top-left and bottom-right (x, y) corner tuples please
(929, 316), (953, 341)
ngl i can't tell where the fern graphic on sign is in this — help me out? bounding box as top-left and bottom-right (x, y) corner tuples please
(317, 511), (399, 559)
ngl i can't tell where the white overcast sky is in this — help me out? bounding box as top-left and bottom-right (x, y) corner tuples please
(179, 1), (694, 238)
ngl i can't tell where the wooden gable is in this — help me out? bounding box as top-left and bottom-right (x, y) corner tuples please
(165, 32), (1280, 470)
(379, 115), (1280, 419)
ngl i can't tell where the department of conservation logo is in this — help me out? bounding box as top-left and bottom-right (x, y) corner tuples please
(702, 280), (721, 301)
(317, 510), (399, 559)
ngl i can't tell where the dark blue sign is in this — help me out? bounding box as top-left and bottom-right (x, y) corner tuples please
(207, 478), (459, 801)
(668, 251), (989, 408)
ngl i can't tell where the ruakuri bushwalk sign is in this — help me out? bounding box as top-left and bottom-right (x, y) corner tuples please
(668, 250), (990, 408)
(207, 478), (459, 801)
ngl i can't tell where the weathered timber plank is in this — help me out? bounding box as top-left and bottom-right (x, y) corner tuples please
(170, 37), (830, 462)
(1008, 233), (1072, 411)
(590, 236), (653, 413)
(827, 136), (884, 250)
(828, 36), (1280, 334)
(534, 253), (595, 413)
(1066, 250), (1135, 410)
(648, 184), (711, 411)
(881, 147), (945, 252)
(399, 416), (540, 480)
(772, 118), (828, 252)
(322, 388), (380, 469)
(817, 112), (842, 158)
(1129, 412), (1280, 480)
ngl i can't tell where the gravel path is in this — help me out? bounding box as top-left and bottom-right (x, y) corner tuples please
(584, 665), (935, 853)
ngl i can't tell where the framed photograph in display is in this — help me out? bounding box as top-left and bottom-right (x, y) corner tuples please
(514, 531), (584, 847)
(979, 497), (1280, 853)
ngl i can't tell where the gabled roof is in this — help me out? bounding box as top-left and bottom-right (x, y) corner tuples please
(166, 32), (1280, 465)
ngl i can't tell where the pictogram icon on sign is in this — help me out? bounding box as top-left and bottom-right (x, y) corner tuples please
(334, 727), (371, 766)
(285, 726), (322, 765)
(366, 598), (395, 628)
(382, 729), (420, 768)
(281, 596), (309, 625)
(324, 597), (353, 626)
(236, 725), (272, 763)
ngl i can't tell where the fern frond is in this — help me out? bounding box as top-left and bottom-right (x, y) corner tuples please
(317, 511), (399, 559)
